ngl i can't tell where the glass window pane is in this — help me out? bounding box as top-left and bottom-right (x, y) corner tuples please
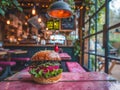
(97, 33), (105, 55)
(109, 28), (120, 57)
(89, 55), (96, 71)
(109, 0), (120, 26)
(89, 36), (95, 53)
(85, 0), (105, 22)
(90, 18), (95, 34)
(97, 8), (105, 31)
(97, 0), (105, 9)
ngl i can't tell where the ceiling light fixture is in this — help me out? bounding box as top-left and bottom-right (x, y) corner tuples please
(47, 0), (73, 18)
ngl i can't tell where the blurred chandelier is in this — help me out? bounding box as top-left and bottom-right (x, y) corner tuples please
(47, 0), (73, 18)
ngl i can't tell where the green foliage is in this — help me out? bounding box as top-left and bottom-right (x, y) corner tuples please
(109, 33), (120, 44)
(90, 55), (95, 70)
(0, 0), (23, 16)
(74, 39), (81, 56)
(67, 0), (75, 13)
(85, 0), (105, 34)
(0, 8), (5, 16)
(90, 55), (99, 71)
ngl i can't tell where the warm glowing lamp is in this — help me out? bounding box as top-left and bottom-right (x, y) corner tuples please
(47, 0), (73, 18)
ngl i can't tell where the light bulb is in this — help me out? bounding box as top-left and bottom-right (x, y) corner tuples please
(6, 20), (10, 25)
(25, 22), (28, 25)
(38, 18), (41, 22)
(32, 8), (36, 15)
(46, 28), (48, 30)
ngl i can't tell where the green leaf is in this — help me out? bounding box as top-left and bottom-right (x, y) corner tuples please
(29, 69), (37, 75)
(44, 72), (49, 78)
(35, 74), (39, 78)
(1, 1), (7, 5)
(0, 8), (5, 16)
(17, 6), (23, 12)
(38, 70), (43, 77)
(12, 0), (20, 6)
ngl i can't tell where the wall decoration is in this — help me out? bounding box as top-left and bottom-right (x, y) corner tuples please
(61, 16), (75, 30)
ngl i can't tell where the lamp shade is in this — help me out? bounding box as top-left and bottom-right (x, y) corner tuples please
(47, 0), (73, 18)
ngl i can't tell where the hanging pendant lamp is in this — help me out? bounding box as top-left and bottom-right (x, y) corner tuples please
(47, 0), (73, 18)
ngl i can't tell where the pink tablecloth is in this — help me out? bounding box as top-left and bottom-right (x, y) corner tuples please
(5, 68), (115, 81)
(0, 68), (117, 90)
(59, 53), (71, 60)
(66, 62), (86, 72)
(0, 80), (115, 90)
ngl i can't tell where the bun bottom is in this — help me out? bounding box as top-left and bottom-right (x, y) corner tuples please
(31, 73), (62, 84)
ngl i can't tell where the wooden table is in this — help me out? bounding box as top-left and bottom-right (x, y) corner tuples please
(59, 53), (71, 72)
(7, 50), (27, 54)
(0, 49), (27, 80)
(7, 50), (27, 61)
(0, 68), (118, 90)
(0, 51), (7, 55)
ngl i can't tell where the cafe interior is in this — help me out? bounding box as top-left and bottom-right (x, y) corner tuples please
(0, 0), (120, 89)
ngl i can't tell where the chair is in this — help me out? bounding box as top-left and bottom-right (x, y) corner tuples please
(11, 57), (30, 69)
(108, 43), (118, 55)
(98, 57), (117, 74)
(0, 61), (16, 80)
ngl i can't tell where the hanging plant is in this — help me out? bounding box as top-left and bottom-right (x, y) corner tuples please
(0, 0), (23, 16)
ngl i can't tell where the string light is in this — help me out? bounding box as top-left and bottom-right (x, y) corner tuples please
(6, 20), (10, 25)
(32, 6), (36, 15)
(46, 27), (48, 30)
(38, 18), (42, 23)
(25, 22), (28, 25)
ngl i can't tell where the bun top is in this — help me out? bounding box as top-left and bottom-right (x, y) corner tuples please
(31, 50), (61, 61)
